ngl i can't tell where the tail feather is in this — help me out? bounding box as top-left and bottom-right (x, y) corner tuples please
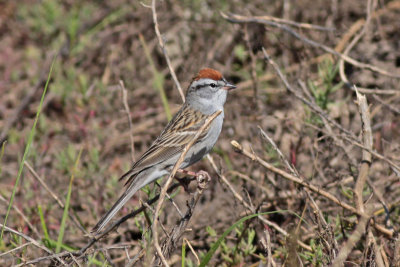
(119, 168), (136, 183)
(92, 174), (144, 234)
(92, 167), (168, 234)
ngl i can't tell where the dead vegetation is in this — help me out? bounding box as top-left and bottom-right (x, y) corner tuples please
(1, 0), (400, 266)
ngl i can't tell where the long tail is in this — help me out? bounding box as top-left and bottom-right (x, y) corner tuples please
(91, 173), (150, 234)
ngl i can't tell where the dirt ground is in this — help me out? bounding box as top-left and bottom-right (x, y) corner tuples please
(1, 0), (400, 266)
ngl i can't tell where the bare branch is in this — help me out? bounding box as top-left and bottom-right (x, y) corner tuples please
(151, 0), (185, 102)
(354, 87), (373, 213)
(332, 209), (371, 267)
(220, 12), (334, 31)
(0, 223), (67, 266)
(152, 110), (222, 266)
(230, 140), (393, 237)
(119, 80), (135, 162)
(161, 172), (211, 259)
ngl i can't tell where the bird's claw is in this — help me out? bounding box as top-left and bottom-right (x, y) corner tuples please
(175, 169), (211, 191)
(195, 170), (211, 190)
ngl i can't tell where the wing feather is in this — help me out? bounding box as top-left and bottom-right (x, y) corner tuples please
(119, 104), (210, 185)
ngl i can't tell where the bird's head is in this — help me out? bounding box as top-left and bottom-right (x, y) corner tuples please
(186, 68), (236, 111)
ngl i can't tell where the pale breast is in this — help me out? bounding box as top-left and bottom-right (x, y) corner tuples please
(181, 111), (224, 168)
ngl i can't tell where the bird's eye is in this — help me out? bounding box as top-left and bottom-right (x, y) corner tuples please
(210, 83), (216, 88)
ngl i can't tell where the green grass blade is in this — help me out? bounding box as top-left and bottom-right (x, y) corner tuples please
(38, 204), (53, 249)
(199, 213), (260, 267)
(0, 140), (6, 176)
(199, 210), (303, 267)
(46, 238), (77, 251)
(181, 239), (186, 267)
(56, 147), (82, 253)
(0, 57), (56, 241)
(38, 205), (50, 240)
(87, 252), (106, 266)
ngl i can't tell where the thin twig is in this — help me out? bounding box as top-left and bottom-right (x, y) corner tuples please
(367, 230), (385, 267)
(161, 172), (211, 259)
(25, 162), (64, 207)
(69, 252), (82, 267)
(183, 238), (200, 265)
(261, 229), (276, 267)
(0, 194), (41, 238)
(332, 209), (371, 267)
(17, 181), (188, 266)
(354, 86), (373, 213)
(16, 244), (134, 267)
(152, 110), (222, 266)
(24, 161), (88, 235)
(394, 234), (400, 267)
(165, 192), (184, 219)
(230, 170), (277, 195)
(0, 241), (32, 257)
(0, 223), (67, 266)
(119, 80), (135, 162)
(14, 251), (71, 267)
(373, 95), (400, 115)
(221, 12), (334, 31)
(258, 125), (298, 177)
(150, 0), (185, 102)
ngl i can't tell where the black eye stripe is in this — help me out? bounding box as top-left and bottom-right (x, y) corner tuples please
(194, 84), (205, 90)
(194, 82), (218, 90)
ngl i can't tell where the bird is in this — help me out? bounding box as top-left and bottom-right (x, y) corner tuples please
(92, 68), (236, 234)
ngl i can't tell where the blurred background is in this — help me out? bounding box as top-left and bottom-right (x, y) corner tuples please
(1, 0), (400, 266)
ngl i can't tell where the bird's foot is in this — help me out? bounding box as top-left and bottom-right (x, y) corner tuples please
(195, 170), (211, 190)
(175, 169), (211, 192)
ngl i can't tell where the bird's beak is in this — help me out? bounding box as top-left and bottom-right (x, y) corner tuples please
(223, 82), (236, 91)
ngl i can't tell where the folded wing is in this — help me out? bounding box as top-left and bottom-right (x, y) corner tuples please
(119, 104), (210, 186)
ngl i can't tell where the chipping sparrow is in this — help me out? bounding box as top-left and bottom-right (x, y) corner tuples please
(92, 68), (236, 234)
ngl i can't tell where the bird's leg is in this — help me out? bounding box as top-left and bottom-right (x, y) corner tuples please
(174, 169), (196, 192)
(176, 169), (197, 177)
(174, 169), (211, 192)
